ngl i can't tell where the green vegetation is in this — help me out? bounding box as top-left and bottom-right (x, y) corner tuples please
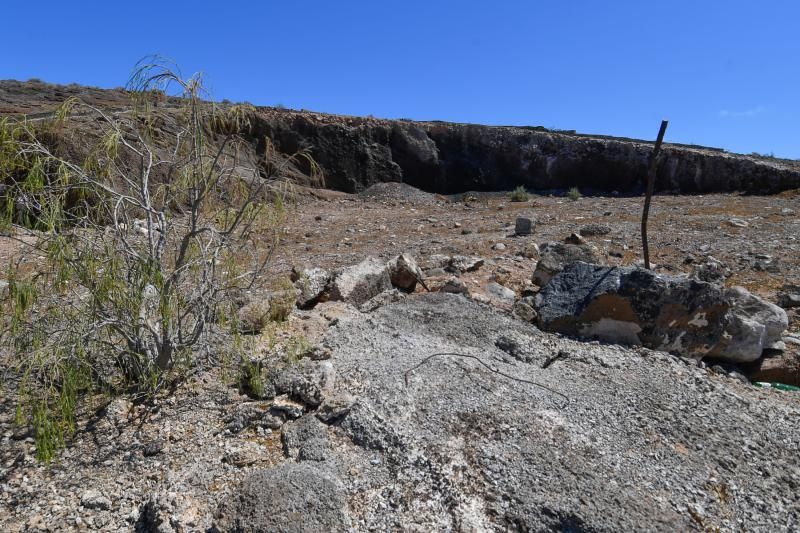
(567, 187), (582, 201)
(1, 58), (317, 461)
(509, 185), (529, 202)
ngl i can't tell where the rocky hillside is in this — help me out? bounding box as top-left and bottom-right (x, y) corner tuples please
(3, 79), (799, 195)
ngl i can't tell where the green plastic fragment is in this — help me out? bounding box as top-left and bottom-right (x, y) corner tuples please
(754, 382), (800, 392)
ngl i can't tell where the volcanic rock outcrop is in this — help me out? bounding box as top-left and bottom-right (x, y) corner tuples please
(535, 262), (788, 362)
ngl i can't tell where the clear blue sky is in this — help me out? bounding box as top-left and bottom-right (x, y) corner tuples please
(3, 1), (798, 158)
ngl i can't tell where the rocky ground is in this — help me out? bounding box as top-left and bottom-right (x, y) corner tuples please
(1, 185), (799, 531)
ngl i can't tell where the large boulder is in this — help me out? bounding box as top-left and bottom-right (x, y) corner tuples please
(328, 257), (392, 307)
(532, 241), (601, 286)
(535, 262), (788, 362)
(214, 463), (348, 532)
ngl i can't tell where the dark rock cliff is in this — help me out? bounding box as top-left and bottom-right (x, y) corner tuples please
(3, 80), (798, 195)
(250, 109), (800, 194)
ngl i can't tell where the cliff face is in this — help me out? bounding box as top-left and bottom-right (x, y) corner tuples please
(251, 110), (800, 194)
(3, 80), (799, 195)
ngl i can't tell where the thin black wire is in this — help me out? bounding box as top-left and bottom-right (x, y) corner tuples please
(404, 352), (569, 406)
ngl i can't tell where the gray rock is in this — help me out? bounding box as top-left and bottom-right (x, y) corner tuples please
(271, 359), (335, 407)
(486, 282), (515, 302)
(709, 286), (789, 361)
(691, 256), (731, 284)
(564, 232), (587, 245)
(579, 223), (611, 236)
(532, 241), (601, 286)
(359, 288), (407, 312)
(519, 242), (540, 260)
(387, 253), (423, 292)
(492, 242), (507, 251)
(81, 489), (112, 511)
(215, 463), (348, 532)
(282, 415), (330, 462)
(514, 217), (534, 236)
(270, 395), (306, 420)
(318, 293), (799, 531)
(535, 262), (788, 362)
(437, 277), (469, 295)
(315, 393), (357, 423)
(294, 267), (331, 309)
(328, 257), (392, 307)
(512, 297), (538, 323)
(447, 255), (484, 273)
(777, 285), (800, 309)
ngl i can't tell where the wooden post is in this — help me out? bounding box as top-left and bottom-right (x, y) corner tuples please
(641, 120), (669, 270)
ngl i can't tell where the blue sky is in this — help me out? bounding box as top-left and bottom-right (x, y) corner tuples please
(3, 1), (798, 158)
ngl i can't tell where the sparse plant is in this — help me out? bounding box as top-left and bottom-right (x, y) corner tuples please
(237, 357), (266, 399)
(285, 334), (312, 364)
(567, 187), (581, 201)
(509, 185), (528, 202)
(1, 57), (319, 461)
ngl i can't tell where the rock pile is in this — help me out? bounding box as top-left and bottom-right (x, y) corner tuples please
(292, 254), (429, 310)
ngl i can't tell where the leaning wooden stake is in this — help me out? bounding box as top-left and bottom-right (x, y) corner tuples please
(641, 120), (669, 270)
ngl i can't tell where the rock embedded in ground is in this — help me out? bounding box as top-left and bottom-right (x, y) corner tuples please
(777, 284), (800, 309)
(447, 255), (484, 273)
(282, 415), (331, 462)
(564, 232), (587, 245)
(535, 262), (788, 362)
(514, 216), (534, 235)
(80, 490), (112, 511)
(691, 255), (731, 284)
(727, 218), (749, 228)
(387, 253), (423, 292)
(486, 282), (515, 302)
(512, 296), (538, 323)
(328, 256), (392, 307)
(435, 276), (469, 295)
(532, 241), (601, 286)
(579, 223), (611, 236)
(720, 287), (789, 356)
(519, 242), (540, 260)
(214, 463), (348, 532)
(316, 293), (800, 531)
(745, 351), (800, 386)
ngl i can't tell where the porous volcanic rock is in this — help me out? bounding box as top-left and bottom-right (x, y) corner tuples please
(535, 262), (788, 362)
(314, 293), (800, 530)
(214, 463), (348, 532)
